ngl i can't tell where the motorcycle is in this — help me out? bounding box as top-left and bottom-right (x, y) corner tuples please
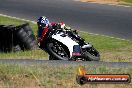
(40, 27), (100, 61)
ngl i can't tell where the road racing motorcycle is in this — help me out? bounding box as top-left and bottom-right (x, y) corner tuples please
(40, 27), (100, 61)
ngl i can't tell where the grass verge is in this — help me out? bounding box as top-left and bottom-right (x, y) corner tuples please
(0, 64), (131, 88)
(80, 0), (132, 6)
(123, 0), (132, 3)
(0, 15), (132, 62)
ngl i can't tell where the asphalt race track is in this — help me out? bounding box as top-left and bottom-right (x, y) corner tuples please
(0, 59), (132, 67)
(0, 0), (132, 40)
(0, 0), (132, 66)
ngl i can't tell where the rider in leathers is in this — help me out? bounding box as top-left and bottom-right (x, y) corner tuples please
(37, 16), (84, 48)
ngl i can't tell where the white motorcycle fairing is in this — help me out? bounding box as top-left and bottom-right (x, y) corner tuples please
(52, 32), (79, 57)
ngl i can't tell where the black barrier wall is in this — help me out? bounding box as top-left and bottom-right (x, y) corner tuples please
(0, 23), (36, 52)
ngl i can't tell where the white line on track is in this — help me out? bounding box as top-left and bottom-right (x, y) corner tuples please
(0, 13), (131, 42)
(0, 14), (36, 24)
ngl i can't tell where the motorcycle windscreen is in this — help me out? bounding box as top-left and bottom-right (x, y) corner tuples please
(72, 45), (81, 56)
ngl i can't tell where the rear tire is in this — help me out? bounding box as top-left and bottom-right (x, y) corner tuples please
(49, 55), (58, 60)
(46, 40), (69, 60)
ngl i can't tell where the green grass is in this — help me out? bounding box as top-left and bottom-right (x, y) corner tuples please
(0, 64), (131, 88)
(123, 0), (132, 3)
(80, 32), (132, 50)
(0, 15), (38, 35)
(119, 0), (132, 6)
(0, 16), (132, 62)
(0, 50), (48, 59)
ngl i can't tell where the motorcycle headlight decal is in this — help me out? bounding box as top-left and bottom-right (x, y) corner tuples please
(72, 45), (81, 56)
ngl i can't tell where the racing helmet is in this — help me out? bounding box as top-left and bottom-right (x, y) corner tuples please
(37, 16), (50, 28)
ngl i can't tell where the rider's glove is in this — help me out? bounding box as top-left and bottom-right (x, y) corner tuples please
(58, 22), (65, 29)
(72, 29), (78, 34)
(65, 26), (78, 33)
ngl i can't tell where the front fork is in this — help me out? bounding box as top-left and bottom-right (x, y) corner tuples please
(70, 45), (83, 61)
(70, 44), (92, 61)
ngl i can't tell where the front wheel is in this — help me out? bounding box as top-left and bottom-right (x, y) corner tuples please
(46, 40), (70, 60)
(83, 47), (100, 61)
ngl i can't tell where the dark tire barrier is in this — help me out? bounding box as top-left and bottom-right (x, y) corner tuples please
(0, 25), (15, 52)
(0, 23), (36, 52)
(17, 23), (36, 41)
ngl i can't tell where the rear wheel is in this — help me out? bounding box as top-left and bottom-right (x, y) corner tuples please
(49, 55), (58, 60)
(46, 40), (70, 60)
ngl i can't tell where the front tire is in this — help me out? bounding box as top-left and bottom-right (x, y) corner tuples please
(83, 47), (100, 61)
